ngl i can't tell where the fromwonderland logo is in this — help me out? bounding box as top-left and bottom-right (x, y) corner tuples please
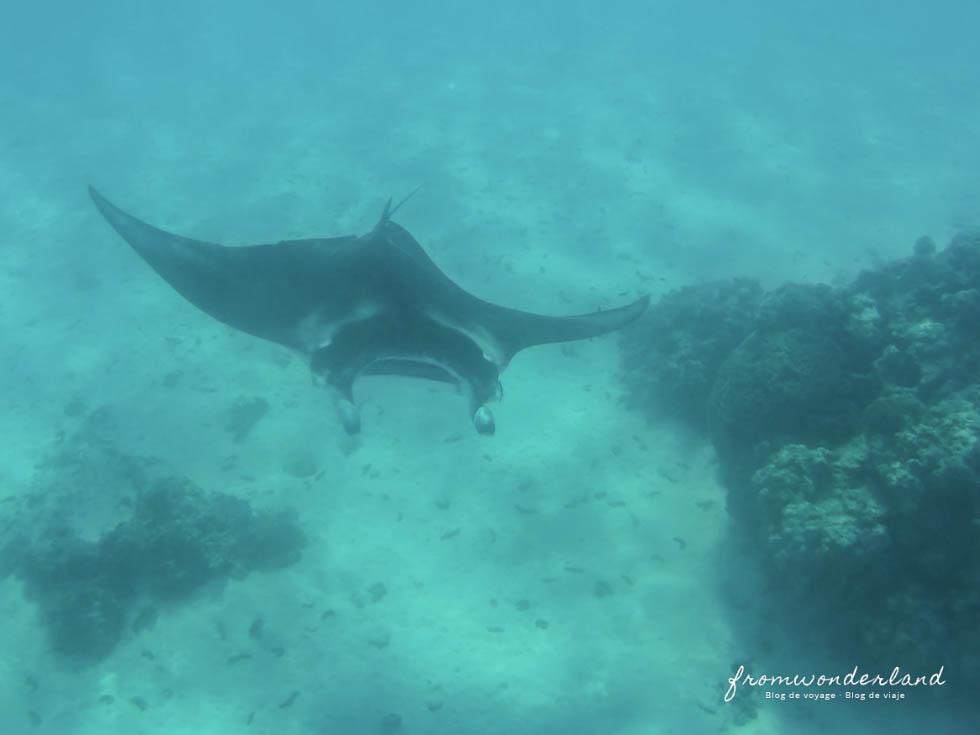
(724, 665), (946, 703)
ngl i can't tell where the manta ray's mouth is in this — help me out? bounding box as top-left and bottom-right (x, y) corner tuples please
(359, 357), (503, 401)
(360, 357), (459, 384)
(308, 312), (504, 426)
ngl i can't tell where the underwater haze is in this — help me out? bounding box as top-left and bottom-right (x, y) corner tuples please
(1, 1), (978, 734)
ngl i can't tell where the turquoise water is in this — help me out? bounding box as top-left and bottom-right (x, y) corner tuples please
(1, 2), (977, 733)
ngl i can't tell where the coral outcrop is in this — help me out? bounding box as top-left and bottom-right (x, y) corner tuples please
(2, 427), (305, 661)
(620, 231), (980, 686)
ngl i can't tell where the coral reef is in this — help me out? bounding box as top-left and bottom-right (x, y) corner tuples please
(707, 327), (868, 461)
(620, 231), (980, 685)
(618, 278), (763, 430)
(2, 431), (305, 661)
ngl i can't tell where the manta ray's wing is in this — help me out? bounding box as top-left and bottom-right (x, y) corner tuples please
(466, 295), (650, 367)
(373, 218), (649, 366)
(89, 186), (357, 353)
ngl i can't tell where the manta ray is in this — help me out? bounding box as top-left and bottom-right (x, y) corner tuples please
(89, 187), (648, 435)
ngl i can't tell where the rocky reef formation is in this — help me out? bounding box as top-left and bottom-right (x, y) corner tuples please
(1, 417), (305, 661)
(620, 232), (980, 687)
